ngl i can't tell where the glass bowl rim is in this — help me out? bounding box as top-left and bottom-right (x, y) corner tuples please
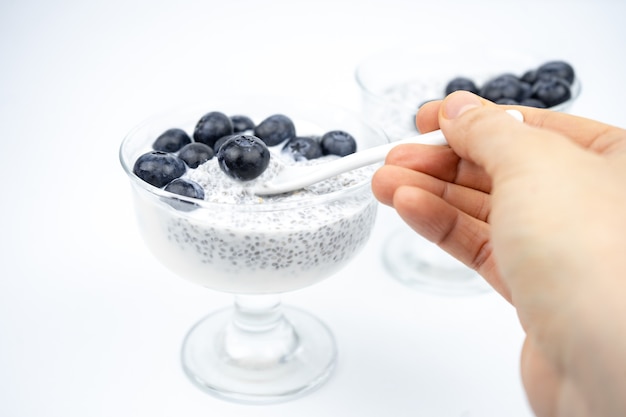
(119, 98), (386, 212)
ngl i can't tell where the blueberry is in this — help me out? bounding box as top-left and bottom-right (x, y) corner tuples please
(164, 178), (205, 200)
(517, 81), (533, 101)
(521, 69), (539, 84)
(178, 142), (214, 168)
(152, 128), (192, 152)
(213, 134), (237, 153)
(536, 60), (575, 85)
(445, 77), (479, 95)
(133, 151), (186, 188)
(531, 76), (572, 107)
(254, 114), (296, 146)
(480, 74), (526, 102)
(217, 135), (270, 181)
(230, 115), (255, 133)
(282, 136), (323, 161)
(495, 98), (519, 105)
(193, 111), (233, 148)
(519, 98), (547, 108)
(320, 130), (357, 157)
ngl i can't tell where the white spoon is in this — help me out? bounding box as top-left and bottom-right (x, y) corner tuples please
(253, 109), (523, 196)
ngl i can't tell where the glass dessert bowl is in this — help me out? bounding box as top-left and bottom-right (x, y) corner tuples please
(355, 46), (581, 296)
(119, 97), (386, 404)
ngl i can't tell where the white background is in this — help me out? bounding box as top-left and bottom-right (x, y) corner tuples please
(1, 0), (625, 416)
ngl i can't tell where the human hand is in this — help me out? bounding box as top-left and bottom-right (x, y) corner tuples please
(371, 90), (626, 416)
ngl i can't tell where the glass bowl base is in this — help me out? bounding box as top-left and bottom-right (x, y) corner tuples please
(383, 227), (492, 296)
(181, 305), (336, 404)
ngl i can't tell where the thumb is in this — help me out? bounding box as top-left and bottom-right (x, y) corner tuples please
(438, 91), (564, 180)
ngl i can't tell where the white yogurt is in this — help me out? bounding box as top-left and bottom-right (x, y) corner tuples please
(132, 147), (378, 294)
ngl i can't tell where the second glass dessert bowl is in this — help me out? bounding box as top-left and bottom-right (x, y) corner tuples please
(355, 47), (581, 296)
(119, 96), (386, 404)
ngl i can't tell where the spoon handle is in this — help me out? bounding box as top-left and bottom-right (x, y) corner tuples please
(254, 109), (523, 195)
(294, 108), (523, 180)
(317, 128), (448, 177)
(253, 129), (447, 196)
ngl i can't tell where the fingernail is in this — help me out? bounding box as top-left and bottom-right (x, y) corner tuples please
(443, 91), (481, 119)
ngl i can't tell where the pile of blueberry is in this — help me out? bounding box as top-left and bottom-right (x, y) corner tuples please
(132, 111), (358, 199)
(444, 60), (576, 108)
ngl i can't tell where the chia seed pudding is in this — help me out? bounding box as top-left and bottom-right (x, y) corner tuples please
(127, 115), (381, 294)
(361, 80), (442, 140)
